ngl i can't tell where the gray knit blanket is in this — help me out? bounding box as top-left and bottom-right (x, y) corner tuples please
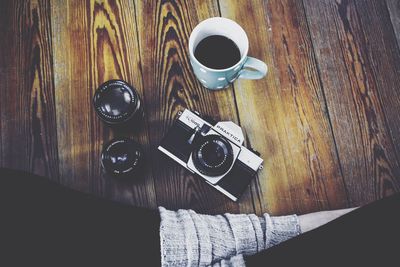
(159, 207), (301, 267)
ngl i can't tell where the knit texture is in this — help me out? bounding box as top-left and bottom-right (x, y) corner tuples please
(159, 207), (301, 267)
(209, 255), (246, 267)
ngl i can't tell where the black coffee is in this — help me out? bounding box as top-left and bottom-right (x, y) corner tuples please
(194, 35), (241, 69)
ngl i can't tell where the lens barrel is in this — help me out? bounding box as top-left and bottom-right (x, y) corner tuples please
(101, 138), (144, 178)
(192, 135), (234, 176)
(93, 80), (144, 127)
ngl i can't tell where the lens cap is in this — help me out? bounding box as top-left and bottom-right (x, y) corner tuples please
(93, 80), (142, 125)
(101, 138), (144, 177)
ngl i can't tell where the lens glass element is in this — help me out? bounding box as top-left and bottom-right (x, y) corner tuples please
(101, 138), (143, 177)
(201, 140), (229, 167)
(99, 87), (132, 117)
(192, 135), (234, 176)
(93, 80), (142, 125)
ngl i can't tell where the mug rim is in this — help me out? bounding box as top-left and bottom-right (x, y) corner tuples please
(189, 17), (249, 72)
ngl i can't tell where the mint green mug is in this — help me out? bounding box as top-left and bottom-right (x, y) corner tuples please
(189, 17), (268, 90)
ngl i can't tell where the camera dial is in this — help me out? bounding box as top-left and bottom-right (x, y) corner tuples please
(192, 135), (234, 176)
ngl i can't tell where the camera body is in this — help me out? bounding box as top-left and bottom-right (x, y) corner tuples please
(158, 109), (263, 201)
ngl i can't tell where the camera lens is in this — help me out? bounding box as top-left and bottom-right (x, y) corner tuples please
(93, 80), (143, 126)
(101, 138), (144, 178)
(192, 135), (234, 176)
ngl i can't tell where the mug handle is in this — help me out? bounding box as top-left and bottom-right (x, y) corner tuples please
(238, 57), (268, 80)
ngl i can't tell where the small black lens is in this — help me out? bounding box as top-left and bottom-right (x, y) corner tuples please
(192, 135), (234, 176)
(101, 138), (144, 178)
(93, 80), (143, 126)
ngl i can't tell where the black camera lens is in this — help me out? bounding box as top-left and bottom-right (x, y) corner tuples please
(101, 138), (144, 177)
(192, 135), (234, 176)
(93, 80), (143, 126)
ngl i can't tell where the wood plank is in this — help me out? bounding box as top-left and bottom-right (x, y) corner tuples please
(51, 0), (156, 207)
(135, 0), (242, 214)
(0, 0), (59, 180)
(303, 0), (400, 206)
(354, 0), (400, 195)
(219, 0), (349, 215)
(386, 0), (400, 46)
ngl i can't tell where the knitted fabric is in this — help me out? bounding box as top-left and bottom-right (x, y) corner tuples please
(209, 255), (246, 267)
(159, 207), (301, 266)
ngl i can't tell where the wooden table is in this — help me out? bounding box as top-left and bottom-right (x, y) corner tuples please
(1, 0), (400, 215)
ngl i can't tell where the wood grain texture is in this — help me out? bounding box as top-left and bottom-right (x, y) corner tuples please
(354, 0), (400, 196)
(0, 0), (59, 180)
(219, 0), (349, 215)
(135, 0), (241, 214)
(1, 0), (400, 215)
(387, 0), (400, 47)
(303, 0), (400, 206)
(51, 0), (156, 207)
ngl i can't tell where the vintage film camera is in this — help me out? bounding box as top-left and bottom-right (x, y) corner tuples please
(158, 109), (263, 201)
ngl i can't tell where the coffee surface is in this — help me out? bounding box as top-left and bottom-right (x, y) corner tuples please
(194, 35), (241, 69)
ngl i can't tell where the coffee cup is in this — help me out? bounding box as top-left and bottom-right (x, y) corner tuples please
(189, 17), (268, 90)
